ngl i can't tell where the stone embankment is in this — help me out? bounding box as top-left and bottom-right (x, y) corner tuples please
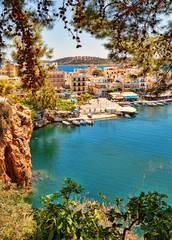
(0, 102), (32, 187)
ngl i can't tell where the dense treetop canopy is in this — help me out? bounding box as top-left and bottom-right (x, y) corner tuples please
(0, 0), (171, 90)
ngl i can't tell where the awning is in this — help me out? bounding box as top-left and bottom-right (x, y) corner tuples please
(124, 96), (138, 99)
(72, 110), (79, 113)
(116, 96), (124, 99)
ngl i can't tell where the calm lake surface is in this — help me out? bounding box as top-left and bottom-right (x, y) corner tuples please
(30, 104), (172, 207)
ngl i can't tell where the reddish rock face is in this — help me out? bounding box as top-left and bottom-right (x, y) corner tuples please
(0, 103), (32, 187)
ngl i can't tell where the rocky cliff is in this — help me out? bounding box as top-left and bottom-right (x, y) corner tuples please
(0, 101), (32, 187)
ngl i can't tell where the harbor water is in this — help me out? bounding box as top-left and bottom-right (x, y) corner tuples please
(29, 104), (172, 207)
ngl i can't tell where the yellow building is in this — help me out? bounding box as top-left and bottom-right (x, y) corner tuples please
(49, 70), (65, 89)
(0, 62), (18, 78)
(70, 74), (86, 95)
(104, 66), (126, 81)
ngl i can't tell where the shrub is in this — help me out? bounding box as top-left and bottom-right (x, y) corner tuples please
(31, 179), (172, 240)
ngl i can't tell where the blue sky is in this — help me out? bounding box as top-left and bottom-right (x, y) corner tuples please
(42, 20), (109, 60)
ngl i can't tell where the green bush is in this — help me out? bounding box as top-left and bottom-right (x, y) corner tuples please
(31, 179), (172, 240)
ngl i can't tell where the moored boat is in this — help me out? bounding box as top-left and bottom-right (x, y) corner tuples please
(85, 120), (93, 125)
(80, 120), (86, 125)
(124, 114), (131, 118)
(157, 102), (165, 106)
(134, 102), (139, 107)
(72, 120), (81, 126)
(146, 102), (153, 107)
(62, 121), (71, 126)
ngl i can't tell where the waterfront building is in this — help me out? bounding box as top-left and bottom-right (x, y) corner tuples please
(89, 76), (110, 97)
(69, 74), (86, 95)
(89, 76), (122, 97)
(43, 62), (58, 70)
(104, 66), (126, 82)
(48, 70), (65, 89)
(74, 66), (103, 78)
(0, 61), (18, 80)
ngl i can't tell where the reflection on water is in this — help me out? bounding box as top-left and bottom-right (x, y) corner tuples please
(30, 104), (172, 207)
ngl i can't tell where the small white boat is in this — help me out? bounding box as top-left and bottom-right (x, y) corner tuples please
(134, 102), (139, 107)
(152, 102), (157, 106)
(62, 121), (70, 126)
(53, 117), (61, 122)
(85, 120), (93, 125)
(80, 120), (86, 125)
(163, 101), (168, 105)
(157, 102), (165, 106)
(73, 120), (81, 126)
(124, 114), (131, 118)
(146, 102), (153, 107)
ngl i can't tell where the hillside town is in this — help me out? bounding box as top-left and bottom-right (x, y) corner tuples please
(1, 60), (171, 98)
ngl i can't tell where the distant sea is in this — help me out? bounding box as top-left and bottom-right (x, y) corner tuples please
(57, 65), (110, 72)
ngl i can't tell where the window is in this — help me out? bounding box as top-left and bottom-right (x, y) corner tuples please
(78, 83), (80, 86)
(82, 78), (85, 81)
(83, 87), (85, 91)
(78, 78), (80, 81)
(78, 87), (80, 91)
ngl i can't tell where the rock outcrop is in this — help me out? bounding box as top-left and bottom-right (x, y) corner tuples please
(0, 101), (32, 187)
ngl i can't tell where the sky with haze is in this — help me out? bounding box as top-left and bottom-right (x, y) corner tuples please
(42, 20), (109, 61)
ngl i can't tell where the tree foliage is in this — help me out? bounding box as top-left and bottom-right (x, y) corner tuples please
(30, 178), (172, 240)
(0, 78), (14, 96)
(18, 80), (58, 118)
(0, 0), (171, 90)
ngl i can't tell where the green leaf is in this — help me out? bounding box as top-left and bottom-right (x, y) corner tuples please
(57, 221), (63, 229)
(67, 226), (71, 233)
(48, 230), (54, 240)
(151, 232), (159, 236)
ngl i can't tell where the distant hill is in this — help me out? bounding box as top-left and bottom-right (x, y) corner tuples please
(51, 56), (113, 65)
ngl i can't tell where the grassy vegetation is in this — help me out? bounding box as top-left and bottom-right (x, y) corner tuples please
(0, 181), (36, 240)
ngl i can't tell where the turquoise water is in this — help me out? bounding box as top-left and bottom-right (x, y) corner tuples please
(30, 104), (172, 207)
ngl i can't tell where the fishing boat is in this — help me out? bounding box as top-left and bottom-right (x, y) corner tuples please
(72, 120), (81, 126)
(157, 102), (165, 106)
(124, 114), (131, 118)
(80, 120), (86, 125)
(85, 120), (93, 125)
(62, 121), (70, 126)
(146, 102), (153, 107)
(134, 102), (139, 107)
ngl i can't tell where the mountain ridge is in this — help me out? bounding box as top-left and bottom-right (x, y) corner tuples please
(44, 56), (113, 65)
